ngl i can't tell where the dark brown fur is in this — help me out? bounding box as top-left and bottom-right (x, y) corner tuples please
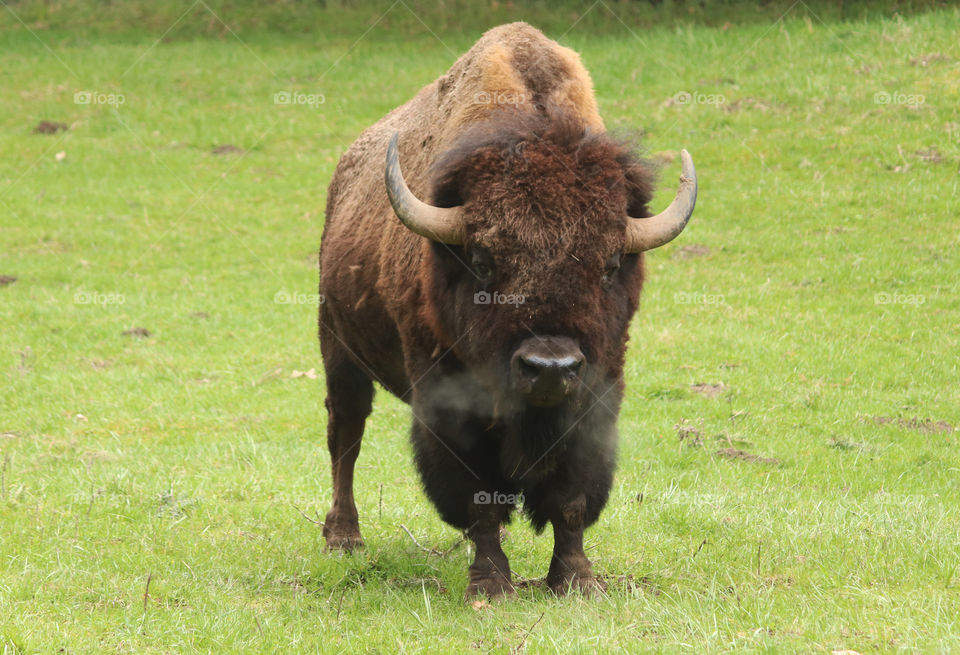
(318, 23), (658, 597)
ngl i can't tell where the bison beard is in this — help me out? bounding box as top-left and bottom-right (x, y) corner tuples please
(317, 22), (696, 599)
(411, 373), (617, 530)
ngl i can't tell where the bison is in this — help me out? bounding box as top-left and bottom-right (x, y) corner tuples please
(317, 22), (696, 599)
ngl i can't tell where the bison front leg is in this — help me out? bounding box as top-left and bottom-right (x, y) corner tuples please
(409, 415), (516, 600)
(465, 500), (515, 600)
(546, 494), (606, 596)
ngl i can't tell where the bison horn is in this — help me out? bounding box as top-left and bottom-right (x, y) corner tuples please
(385, 132), (465, 245)
(625, 149), (697, 253)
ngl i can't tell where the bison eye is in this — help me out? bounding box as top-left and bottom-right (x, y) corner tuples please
(470, 248), (494, 283)
(602, 252), (622, 285)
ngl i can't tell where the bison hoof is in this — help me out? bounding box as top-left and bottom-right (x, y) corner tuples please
(324, 533), (365, 552)
(547, 574), (606, 597)
(465, 573), (516, 601)
(323, 513), (364, 552)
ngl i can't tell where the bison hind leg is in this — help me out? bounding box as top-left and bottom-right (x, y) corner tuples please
(320, 343), (375, 552)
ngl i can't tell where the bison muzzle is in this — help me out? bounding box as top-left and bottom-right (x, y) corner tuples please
(317, 22), (697, 599)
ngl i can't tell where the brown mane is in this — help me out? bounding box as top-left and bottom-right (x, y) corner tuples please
(431, 107), (656, 218)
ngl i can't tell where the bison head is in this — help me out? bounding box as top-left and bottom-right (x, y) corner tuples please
(385, 110), (696, 415)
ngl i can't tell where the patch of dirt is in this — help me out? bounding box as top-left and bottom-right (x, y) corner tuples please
(88, 595), (129, 610)
(512, 575), (546, 592)
(762, 574), (795, 589)
(189, 311), (210, 320)
(698, 77), (737, 85)
(88, 358), (112, 370)
(675, 418), (704, 447)
(0, 275), (17, 287)
(211, 144), (243, 155)
(829, 436), (866, 451)
(81, 450), (119, 463)
(33, 120), (68, 134)
(914, 147), (945, 163)
(673, 244), (711, 260)
(871, 416), (954, 434)
(910, 53), (951, 66)
(690, 383), (727, 398)
(722, 97), (773, 113)
(122, 327), (151, 338)
(18, 347), (32, 374)
(718, 428), (753, 446)
(716, 448), (780, 465)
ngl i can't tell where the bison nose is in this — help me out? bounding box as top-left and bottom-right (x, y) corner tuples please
(511, 337), (585, 407)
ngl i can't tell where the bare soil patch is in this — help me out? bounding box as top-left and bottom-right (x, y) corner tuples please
(673, 244), (711, 259)
(871, 416), (954, 434)
(716, 448), (780, 465)
(33, 120), (68, 134)
(691, 383), (727, 398)
(211, 144), (243, 155)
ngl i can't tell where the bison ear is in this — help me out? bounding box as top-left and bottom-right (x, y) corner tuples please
(430, 162), (467, 209)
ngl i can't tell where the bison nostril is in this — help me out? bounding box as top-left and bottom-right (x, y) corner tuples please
(518, 357), (541, 380)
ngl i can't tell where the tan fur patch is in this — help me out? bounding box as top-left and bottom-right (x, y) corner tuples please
(444, 44), (532, 144)
(438, 23), (604, 147)
(552, 46), (604, 130)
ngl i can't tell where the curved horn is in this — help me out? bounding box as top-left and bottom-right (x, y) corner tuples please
(384, 132), (465, 245)
(625, 149), (697, 253)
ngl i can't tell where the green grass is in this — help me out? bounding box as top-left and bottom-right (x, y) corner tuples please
(2, 2), (959, 653)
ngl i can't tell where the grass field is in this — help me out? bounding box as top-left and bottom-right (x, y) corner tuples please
(1, 1), (959, 652)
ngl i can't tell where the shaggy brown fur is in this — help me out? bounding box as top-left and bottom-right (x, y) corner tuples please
(318, 22), (659, 599)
